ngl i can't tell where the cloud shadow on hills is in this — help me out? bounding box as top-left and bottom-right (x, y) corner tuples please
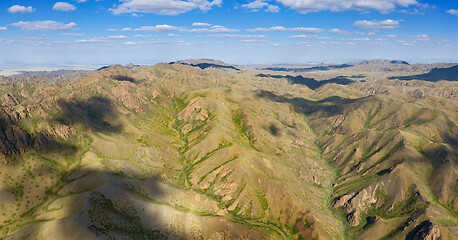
(255, 90), (369, 117)
(0, 108), (78, 164)
(113, 75), (136, 83)
(388, 65), (458, 82)
(256, 74), (354, 90)
(172, 62), (241, 71)
(3, 167), (171, 240)
(56, 97), (122, 133)
(261, 64), (353, 72)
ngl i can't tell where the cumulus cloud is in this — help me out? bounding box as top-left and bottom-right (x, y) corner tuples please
(238, 39), (264, 43)
(110, 0), (222, 15)
(275, 0), (417, 13)
(188, 25), (238, 33)
(246, 26), (323, 33)
(8, 5), (35, 14)
(290, 34), (330, 39)
(135, 24), (181, 31)
(266, 4), (280, 12)
(329, 28), (352, 36)
(205, 34), (266, 38)
(353, 19), (400, 29)
(53, 2), (76, 11)
(0, 27), (7, 31)
(246, 26), (287, 32)
(447, 9), (458, 16)
(121, 28), (133, 31)
(11, 21), (77, 31)
(192, 22), (211, 27)
(96, 35), (129, 40)
(75, 39), (110, 44)
(242, 0), (280, 13)
(290, 27), (324, 33)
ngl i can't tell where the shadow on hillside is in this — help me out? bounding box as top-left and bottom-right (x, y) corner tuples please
(256, 74), (354, 90)
(261, 64), (353, 72)
(255, 90), (368, 117)
(388, 65), (458, 82)
(4, 167), (171, 239)
(56, 97), (122, 133)
(114, 75), (136, 83)
(173, 62), (241, 71)
(0, 108), (78, 164)
(80, 174), (169, 239)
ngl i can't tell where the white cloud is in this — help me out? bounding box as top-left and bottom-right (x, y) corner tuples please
(53, 2), (76, 11)
(96, 35), (129, 40)
(0, 27), (7, 31)
(75, 39), (110, 44)
(246, 26), (287, 32)
(275, 0), (417, 13)
(192, 22), (211, 27)
(8, 5), (35, 14)
(329, 28), (352, 36)
(238, 39), (264, 43)
(188, 26), (238, 33)
(242, 0), (280, 13)
(168, 33), (180, 37)
(205, 34), (266, 38)
(135, 25), (181, 31)
(11, 21), (77, 31)
(110, 0), (222, 15)
(290, 34), (330, 39)
(108, 28), (118, 31)
(124, 42), (137, 45)
(353, 19), (400, 29)
(290, 27), (324, 33)
(121, 28), (133, 31)
(266, 5), (280, 13)
(446, 9), (458, 16)
(75, 0), (87, 2)
(151, 40), (184, 44)
(246, 26), (322, 33)
(412, 34), (428, 39)
(243, 0), (268, 10)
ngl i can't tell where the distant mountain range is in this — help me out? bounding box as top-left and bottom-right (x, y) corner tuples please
(0, 59), (456, 239)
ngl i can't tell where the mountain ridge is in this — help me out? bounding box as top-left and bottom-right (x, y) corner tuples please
(0, 61), (456, 239)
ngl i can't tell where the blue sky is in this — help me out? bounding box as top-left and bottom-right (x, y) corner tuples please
(0, 0), (457, 69)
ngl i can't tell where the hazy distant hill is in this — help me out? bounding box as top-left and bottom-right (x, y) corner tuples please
(1, 70), (92, 84)
(0, 61), (456, 240)
(389, 65), (458, 82)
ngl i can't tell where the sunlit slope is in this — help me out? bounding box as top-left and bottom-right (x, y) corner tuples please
(0, 64), (345, 239)
(0, 63), (456, 239)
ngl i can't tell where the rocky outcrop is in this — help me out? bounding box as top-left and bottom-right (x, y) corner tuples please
(406, 221), (440, 240)
(333, 184), (382, 226)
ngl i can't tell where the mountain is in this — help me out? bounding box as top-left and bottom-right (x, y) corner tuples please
(0, 61), (456, 240)
(388, 65), (458, 82)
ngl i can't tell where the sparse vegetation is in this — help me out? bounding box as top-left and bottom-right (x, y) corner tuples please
(0, 61), (456, 239)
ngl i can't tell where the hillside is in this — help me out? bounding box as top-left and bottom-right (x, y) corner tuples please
(0, 61), (456, 240)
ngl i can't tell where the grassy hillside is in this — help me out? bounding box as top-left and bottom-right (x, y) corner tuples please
(0, 62), (456, 239)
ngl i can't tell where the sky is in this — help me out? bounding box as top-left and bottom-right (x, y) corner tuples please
(0, 0), (458, 70)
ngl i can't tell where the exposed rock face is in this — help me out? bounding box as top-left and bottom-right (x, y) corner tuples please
(406, 221), (440, 240)
(333, 184), (382, 226)
(0, 109), (31, 163)
(0, 62), (457, 239)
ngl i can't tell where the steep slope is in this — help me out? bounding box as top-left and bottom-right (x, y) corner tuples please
(0, 62), (456, 240)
